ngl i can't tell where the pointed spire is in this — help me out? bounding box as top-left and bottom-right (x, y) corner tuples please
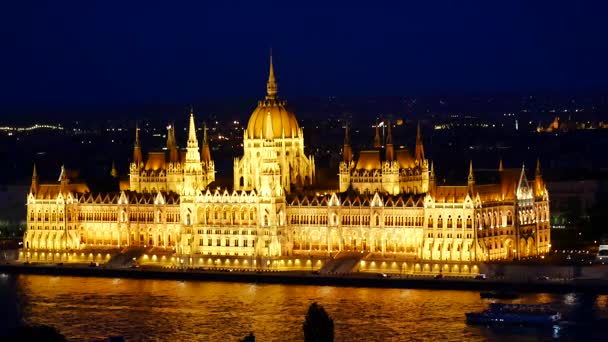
(167, 122), (179, 163)
(201, 122), (212, 163)
(111, 161), (118, 178)
(415, 121), (425, 161)
(386, 119), (393, 145)
(133, 124), (143, 166)
(428, 161), (436, 193)
(185, 110), (201, 164)
(534, 158), (544, 197)
(385, 120), (394, 161)
(266, 51), (278, 99)
(468, 160), (475, 187)
(203, 122), (209, 145)
(166, 123), (174, 149)
(135, 123), (140, 146)
(373, 121), (381, 149)
(344, 122), (351, 145)
(31, 163), (38, 193)
(187, 109), (199, 148)
(498, 158), (504, 172)
(58, 164), (68, 185)
(343, 122), (353, 163)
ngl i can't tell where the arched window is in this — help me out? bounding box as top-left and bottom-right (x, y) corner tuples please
(428, 216), (433, 228)
(506, 212), (513, 225)
(456, 216), (462, 229)
(438, 215), (443, 228)
(447, 216), (453, 228)
(466, 216), (472, 229)
(375, 214), (380, 226)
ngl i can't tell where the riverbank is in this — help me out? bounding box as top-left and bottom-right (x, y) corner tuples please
(1, 263), (608, 293)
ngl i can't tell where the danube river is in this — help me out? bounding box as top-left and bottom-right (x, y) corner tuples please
(1, 274), (608, 341)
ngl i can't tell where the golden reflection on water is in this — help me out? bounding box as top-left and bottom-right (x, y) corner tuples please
(13, 275), (606, 341)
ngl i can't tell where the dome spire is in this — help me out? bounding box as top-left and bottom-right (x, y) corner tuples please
(266, 51), (278, 99)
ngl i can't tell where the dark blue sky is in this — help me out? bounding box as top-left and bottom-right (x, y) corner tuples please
(1, 1), (608, 112)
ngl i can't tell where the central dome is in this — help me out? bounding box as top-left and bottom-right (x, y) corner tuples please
(245, 55), (301, 140)
(246, 100), (300, 139)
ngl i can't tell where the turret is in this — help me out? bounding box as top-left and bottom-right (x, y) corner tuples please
(133, 124), (143, 167)
(385, 120), (394, 161)
(415, 122), (425, 161)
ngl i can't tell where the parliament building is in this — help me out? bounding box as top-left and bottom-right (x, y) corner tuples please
(23, 57), (551, 268)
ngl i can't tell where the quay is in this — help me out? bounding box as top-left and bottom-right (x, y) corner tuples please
(1, 263), (608, 294)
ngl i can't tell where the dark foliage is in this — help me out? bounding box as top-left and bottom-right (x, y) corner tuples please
(4, 324), (67, 342)
(303, 302), (334, 342)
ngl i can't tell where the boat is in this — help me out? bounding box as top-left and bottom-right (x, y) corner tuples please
(480, 290), (519, 299)
(466, 303), (561, 326)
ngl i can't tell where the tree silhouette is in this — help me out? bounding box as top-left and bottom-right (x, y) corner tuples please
(303, 302), (334, 342)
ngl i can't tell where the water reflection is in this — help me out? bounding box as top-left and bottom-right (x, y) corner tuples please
(1, 275), (607, 341)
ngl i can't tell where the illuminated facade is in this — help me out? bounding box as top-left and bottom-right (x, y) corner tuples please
(23, 57), (550, 263)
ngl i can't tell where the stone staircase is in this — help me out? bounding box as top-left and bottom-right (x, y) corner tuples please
(106, 247), (147, 268)
(320, 251), (368, 274)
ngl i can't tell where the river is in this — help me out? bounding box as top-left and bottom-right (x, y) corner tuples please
(1, 274), (607, 341)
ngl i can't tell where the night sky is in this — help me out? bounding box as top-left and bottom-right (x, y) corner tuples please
(1, 1), (608, 113)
